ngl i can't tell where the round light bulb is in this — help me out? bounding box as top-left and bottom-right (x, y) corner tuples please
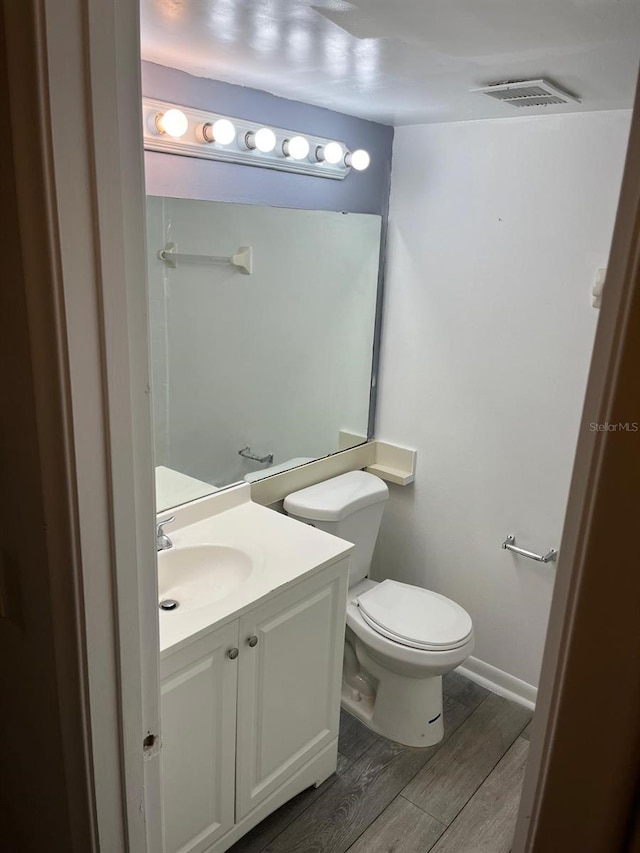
(252, 127), (277, 152)
(208, 118), (236, 145)
(283, 135), (310, 160)
(322, 141), (343, 164)
(155, 109), (189, 139)
(346, 149), (370, 171)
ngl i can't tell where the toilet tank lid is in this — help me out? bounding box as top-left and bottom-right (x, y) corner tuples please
(284, 471), (389, 522)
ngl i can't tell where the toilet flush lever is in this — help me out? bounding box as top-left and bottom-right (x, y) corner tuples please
(502, 535), (557, 564)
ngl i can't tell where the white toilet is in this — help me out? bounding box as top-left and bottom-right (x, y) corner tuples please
(284, 470), (474, 748)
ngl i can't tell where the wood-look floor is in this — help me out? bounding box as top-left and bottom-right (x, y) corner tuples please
(230, 672), (532, 853)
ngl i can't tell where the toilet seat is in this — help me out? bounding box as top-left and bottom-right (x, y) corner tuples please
(355, 579), (473, 652)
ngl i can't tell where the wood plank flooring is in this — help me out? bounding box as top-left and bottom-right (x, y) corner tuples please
(229, 672), (532, 853)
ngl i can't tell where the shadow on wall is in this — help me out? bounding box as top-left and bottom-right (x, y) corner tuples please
(370, 482), (427, 586)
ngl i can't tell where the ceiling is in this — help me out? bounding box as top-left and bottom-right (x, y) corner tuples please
(140, 0), (640, 126)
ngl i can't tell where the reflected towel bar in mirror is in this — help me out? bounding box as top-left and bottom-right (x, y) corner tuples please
(158, 242), (253, 275)
(239, 446), (274, 465)
(502, 534), (557, 563)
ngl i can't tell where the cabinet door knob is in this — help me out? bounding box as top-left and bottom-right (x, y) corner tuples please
(247, 635), (259, 647)
(227, 648), (239, 660)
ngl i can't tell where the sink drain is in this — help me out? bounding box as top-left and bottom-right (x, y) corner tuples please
(159, 599), (179, 611)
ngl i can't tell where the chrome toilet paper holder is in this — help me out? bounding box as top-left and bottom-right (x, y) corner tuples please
(502, 534), (557, 564)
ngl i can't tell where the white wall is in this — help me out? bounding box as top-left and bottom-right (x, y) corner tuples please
(147, 198), (381, 489)
(373, 110), (631, 689)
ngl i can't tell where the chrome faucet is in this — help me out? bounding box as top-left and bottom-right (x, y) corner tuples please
(156, 516), (175, 552)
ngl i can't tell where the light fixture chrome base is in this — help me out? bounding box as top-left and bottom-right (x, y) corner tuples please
(142, 97), (352, 180)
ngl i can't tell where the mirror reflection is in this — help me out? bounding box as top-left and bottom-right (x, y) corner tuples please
(146, 197), (382, 511)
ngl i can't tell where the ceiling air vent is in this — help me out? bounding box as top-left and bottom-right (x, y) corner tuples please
(470, 79), (580, 108)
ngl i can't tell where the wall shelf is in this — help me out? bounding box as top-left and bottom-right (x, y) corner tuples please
(365, 463), (414, 486)
(366, 440), (416, 486)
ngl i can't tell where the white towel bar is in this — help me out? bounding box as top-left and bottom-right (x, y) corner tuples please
(158, 242), (253, 275)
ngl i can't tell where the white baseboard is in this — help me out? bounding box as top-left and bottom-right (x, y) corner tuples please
(457, 656), (537, 711)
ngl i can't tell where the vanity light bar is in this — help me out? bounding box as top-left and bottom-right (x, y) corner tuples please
(142, 98), (370, 180)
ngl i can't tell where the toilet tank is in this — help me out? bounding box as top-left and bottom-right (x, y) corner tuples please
(283, 471), (389, 585)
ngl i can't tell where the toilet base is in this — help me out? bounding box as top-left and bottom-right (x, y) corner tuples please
(341, 671), (445, 748)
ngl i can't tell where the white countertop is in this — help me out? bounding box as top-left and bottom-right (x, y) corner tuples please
(155, 465), (219, 511)
(158, 498), (353, 656)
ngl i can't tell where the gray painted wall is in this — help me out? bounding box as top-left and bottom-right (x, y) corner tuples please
(142, 61), (394, 215)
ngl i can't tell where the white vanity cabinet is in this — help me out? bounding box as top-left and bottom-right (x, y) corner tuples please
(160, 558), (348, 853)
(161, 621), (238, 853)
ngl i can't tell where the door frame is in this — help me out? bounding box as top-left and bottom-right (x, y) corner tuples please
(5, 1), (640, 850)
(513, 71), (640, 851)
(4, 0), (161, 849)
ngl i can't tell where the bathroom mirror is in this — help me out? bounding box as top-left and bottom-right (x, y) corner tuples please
(146, 196), (382, 511)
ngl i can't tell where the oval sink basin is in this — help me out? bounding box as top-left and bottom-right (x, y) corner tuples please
(158, 544), (253, 611)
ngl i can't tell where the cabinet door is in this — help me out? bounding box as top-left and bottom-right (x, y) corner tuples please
(161, 621), (239, 853)
(236, 562), (348, 819)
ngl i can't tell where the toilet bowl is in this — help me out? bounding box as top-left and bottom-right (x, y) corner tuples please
(344, 578), (474, 746)
(284, 471), (474, 748)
